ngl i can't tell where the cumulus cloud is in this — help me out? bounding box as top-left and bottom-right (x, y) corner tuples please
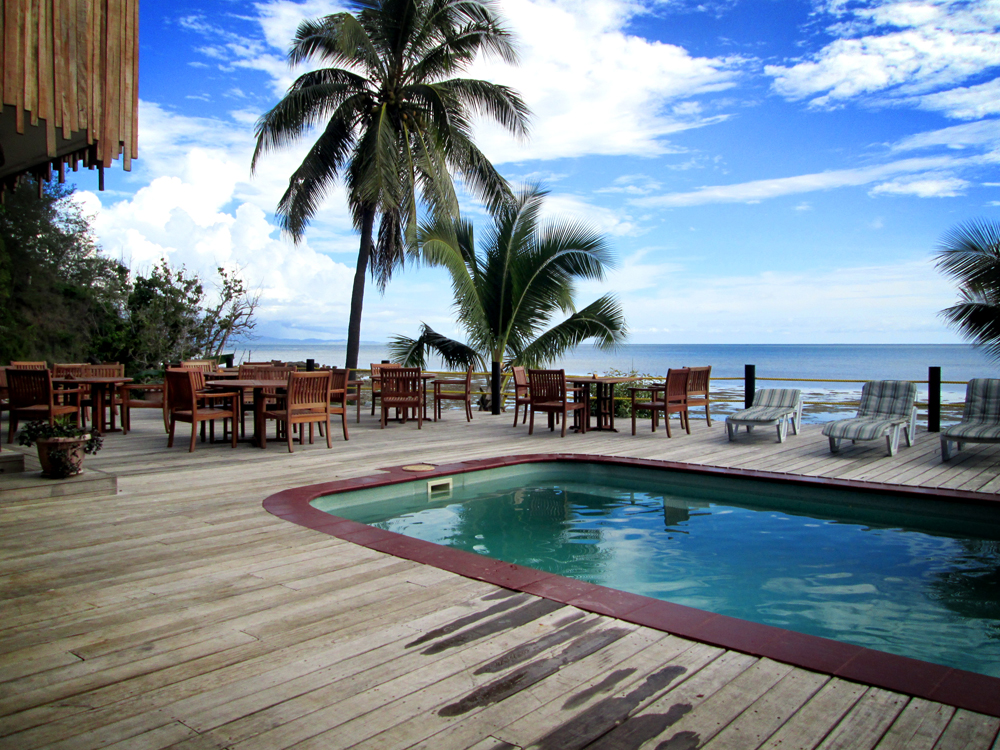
(766, 0), (1000, 117)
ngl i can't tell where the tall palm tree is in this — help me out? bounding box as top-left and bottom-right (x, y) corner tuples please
(251, 0), (529, 371)
(389, 184), (628, 412)
(936, 219), (1000, 362)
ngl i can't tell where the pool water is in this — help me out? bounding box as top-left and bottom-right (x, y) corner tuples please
(312, 463), (1000, 677)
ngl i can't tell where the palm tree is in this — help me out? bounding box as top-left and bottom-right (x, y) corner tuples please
(936, 219), (1000, 361)
(389, 184), (628, 412)
(251, 0), (529, 371)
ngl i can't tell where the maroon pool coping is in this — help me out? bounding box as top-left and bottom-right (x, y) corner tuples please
(262, 453), (1000, 718)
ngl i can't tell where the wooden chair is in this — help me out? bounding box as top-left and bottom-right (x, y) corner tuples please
(10, 361), (48, 369)
(119, 382), (167, 434)
(511, 366), (530, 427)
(262, 371), (333, 452)
(370, 363), (401, 416)
(629, 368), (690, 438)
(527, 369), (588, 437)
(7, 368), (81, 442)
(685, 365), (712, 426)
(165, 369), (238, 452)
(433, 367), (474, 422)
(380, 367), (423, 429)
(328, 368), (350, 441)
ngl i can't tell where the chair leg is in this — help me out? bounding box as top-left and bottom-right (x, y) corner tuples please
(887, 428), (900, 457)
(777, 419), (787, 443)
(941, 437), (951, 461)
(167, 418), (175, 448)
(664, 411), (672, 438)
(189, 423), (197, 453)
(287, 420), (294, 452)
(828, 436), (840, 453)
(513, 404), (520, 427)
(560, 407), (567, 437)
(727, 421), (736, 441)
(529, 408), (535, 435)
(705, 404), (712, 427)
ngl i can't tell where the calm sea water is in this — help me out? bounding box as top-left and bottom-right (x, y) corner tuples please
(237, 342), (998, 383)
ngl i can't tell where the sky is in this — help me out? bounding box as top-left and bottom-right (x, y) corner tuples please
(74, 0), (1000, 346)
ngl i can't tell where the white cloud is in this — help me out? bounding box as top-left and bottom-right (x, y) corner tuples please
(870, 175), (969, 197)
(466, 0), (743, 162)
(916, 77), (1000, 119)
(542, 193), (641, 236)
(633, 155), (969, 207)
(891, 117), (1000, 151)
(766, 0), (1000, 116)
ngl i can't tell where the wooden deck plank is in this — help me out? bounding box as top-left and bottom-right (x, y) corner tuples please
(931, 709), (1000, 750)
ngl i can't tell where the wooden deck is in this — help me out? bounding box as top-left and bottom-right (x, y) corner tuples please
(2, 406), (1000, 749)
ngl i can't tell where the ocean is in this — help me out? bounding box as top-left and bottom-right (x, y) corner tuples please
(233, 342), (1000, 422)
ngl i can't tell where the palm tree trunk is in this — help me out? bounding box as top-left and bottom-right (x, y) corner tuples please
(345, 207), (376, 375)
(491, 360), (501, 415)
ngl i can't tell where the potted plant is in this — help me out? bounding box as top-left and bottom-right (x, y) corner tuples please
(17, 421), (103, 478)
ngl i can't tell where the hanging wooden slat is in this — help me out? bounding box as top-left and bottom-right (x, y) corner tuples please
(0, 0), (138, 190)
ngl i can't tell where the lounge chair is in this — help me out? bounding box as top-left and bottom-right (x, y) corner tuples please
(822, 380), (917, 457)
(940, 378), (1000, 461)
(726, 389), (802, 443)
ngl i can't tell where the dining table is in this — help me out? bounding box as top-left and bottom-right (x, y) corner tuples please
(54, 375), (133, 434)
(204, 379), (287, 447)
(565, 375), (641, 432)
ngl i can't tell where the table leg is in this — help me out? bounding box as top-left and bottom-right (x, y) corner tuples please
(254, 388), (265, 448)
(93, 386), (106, 434)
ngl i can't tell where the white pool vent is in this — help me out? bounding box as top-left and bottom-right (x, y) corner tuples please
(427, 477), (453, 500)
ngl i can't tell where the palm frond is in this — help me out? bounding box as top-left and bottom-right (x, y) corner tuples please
(516, 295), (627, 368)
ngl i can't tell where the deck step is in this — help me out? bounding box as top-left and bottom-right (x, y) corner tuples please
(0, 452), (25, 473)
(0, 464), (117, 501)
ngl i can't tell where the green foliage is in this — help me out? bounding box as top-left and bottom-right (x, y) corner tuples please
(600, 368), (658, 419)
(252, 0), (529, 369)
(0, 180), (259, 373)
(393, 184), (628, 399)
(0, 180), (128, 363)
(936, 219), (1000, 362)
(17, 420), (104, 454)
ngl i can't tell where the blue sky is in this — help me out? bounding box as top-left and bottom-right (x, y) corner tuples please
(77, 0), (1000, 345)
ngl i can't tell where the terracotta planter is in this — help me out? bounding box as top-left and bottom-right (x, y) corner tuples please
(35, 436), (89, 478)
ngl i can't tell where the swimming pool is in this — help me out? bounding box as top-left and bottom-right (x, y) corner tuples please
(308, 461), (1000, 679)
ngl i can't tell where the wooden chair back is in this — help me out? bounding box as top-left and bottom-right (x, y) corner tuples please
(527, 369), (566, 403)
(285, 371), (332, 411)
(7, 369), (53, 408)
(11, 361), (47, 370)
(664, 368), (691, 403)
(53, 364), (87, 378)
(181, 359), (219, 374)
(382, 367), (422, 399)
(686, 366), (710, 399)
(330, 368), (348, 393)
(0, 367), (7, 390)
(165, 369), (198, 412)
(512, 366), (528, 395)
(84, 363), (125, 378)
(245, 365), (295, 381)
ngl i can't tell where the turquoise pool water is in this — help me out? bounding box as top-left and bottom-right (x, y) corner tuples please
(311, 463), (1000, 676)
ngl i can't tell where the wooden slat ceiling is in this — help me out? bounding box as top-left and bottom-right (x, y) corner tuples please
(0, 0), (138, 192)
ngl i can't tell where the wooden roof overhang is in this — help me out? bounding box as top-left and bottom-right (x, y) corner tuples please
(0, 0), (138, 195)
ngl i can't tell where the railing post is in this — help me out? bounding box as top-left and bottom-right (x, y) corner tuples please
(306, 358), (315, 372)
(928, 366), (941, 432)
(745, 364), (755, 409)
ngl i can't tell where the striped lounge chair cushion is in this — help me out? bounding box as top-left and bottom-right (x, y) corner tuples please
(823, 416), (908, 441)
(728, 389), (800, 424)
(941, 379), (1000, 440)
(728, 405), (796, 423)
(856, 380), (916, 420)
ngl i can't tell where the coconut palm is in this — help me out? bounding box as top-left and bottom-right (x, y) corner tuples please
(388, 184), (627, 412)
(936, 219), (1000, 362)
(251, 0), (529, 371)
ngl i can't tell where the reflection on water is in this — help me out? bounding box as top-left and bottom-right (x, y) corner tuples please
(371, 480), (1000, 677)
